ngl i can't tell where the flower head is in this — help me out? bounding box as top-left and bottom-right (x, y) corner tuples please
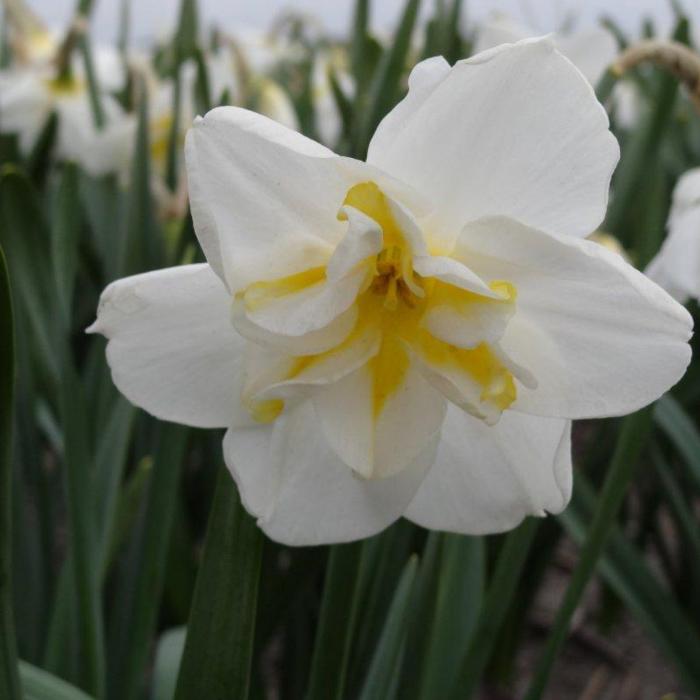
(646, 168), (700, 303)
(91, 39), (692, 545)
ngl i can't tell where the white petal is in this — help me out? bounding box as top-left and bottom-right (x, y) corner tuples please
(457, 216), (693, 418)
(0, 71), (49, 152)
(240, 264), (369, 337)
(670, 167), (700, 217)
(367, 38), (619, 246)
(646, 206), (700, 304)
(365, 56), (451, 171)
(252, 325), (380, 403)
(421, 302), (512, 350)
(413, 255), (500, 298)
(185, 106), (358, 291)
(231, 296), (359, 356)
(223, 400), (437, 545)
(410, 348), (503, 425)
(405, 406), (572, 534)
(89, 264), (251, 429)
(327, 205), (383, 280)
(312, 361), (446, 479)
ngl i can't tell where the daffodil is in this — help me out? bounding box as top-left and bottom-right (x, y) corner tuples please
(647, 168), (700, 303)
(0, 66), (128, 172)
(91, 39), (692, 545)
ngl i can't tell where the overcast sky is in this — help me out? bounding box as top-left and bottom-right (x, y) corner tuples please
(24, 0), (698, 43)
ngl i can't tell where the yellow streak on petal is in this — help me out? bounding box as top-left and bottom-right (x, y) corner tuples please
(369, 331), (410, 418)
(249, 398), (285, 423)
(415, 332), (516, 412)
(489, 280), (517, 302)
(242, 266), (326, 312)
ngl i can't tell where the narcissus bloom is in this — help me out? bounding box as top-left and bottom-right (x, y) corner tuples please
(0, 65), (127, 175)
(647, 168), (700, 304)
(91, 39), (692, 545)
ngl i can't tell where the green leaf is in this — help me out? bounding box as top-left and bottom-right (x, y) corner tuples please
(0, 169), (59, 387)
(107, 424), (188, 700)
(349, 520), (416, 693)
(174, 466), (264, 700)
(355, 0), (420, 157)
(307, 542), (365, 700)
(78, 34), (106, 130)
(94, 399), (136, 563)
(79, 174), (125, 281)
(595, 68), (618, 104)
(193, 48), (213, 114)
(119, 83), (161, 276)
(399, 532), (441, 699)
(0, 245), (21, 700)
(523, 407), (654, 700)
(103, 453), (150, 577)
(26, 112), (58, 186)
(634, 157), (668, 267)
(653, 394), (700, 492)
(652, 448), (700, 571)
(415, 535), (484, 700)
(58, 350), (106, 698)
(174, 0), (200, 63)
(358, 555), (418, 700)
(51, 163), (81, 324)
(559, 475), (700, 695)
(165, 68), (183, 192)
(153, 628), (186, 700)
(43, 399), (134, 681)
(44, 154), (106, 696)
(328, 67), (354, 145)
(20, 661), (95, 700)
(449, 519), (538, 699)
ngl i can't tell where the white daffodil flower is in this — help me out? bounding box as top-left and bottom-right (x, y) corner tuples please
(474, 15), (617, 87)
(646, 168), (700, 303)
(91, 39), (692, 546)
(0, 67), (128, 174)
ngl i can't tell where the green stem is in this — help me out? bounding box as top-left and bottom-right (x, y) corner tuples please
(0, 246), (21, 700)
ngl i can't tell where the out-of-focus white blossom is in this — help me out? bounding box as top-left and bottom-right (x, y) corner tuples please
(0, 67), (128, 175)
(647, 168), (700, 303)
(474, 14), (617, 87)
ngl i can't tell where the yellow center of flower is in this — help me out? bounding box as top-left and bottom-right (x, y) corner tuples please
(242, 181), (518, 424)
(44, 75), (84, 97)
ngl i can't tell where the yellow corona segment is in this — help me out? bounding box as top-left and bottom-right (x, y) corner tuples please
(248, 398), (285, 423)
(242, 181), (519, 424)
(243, 266), (326, 311)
